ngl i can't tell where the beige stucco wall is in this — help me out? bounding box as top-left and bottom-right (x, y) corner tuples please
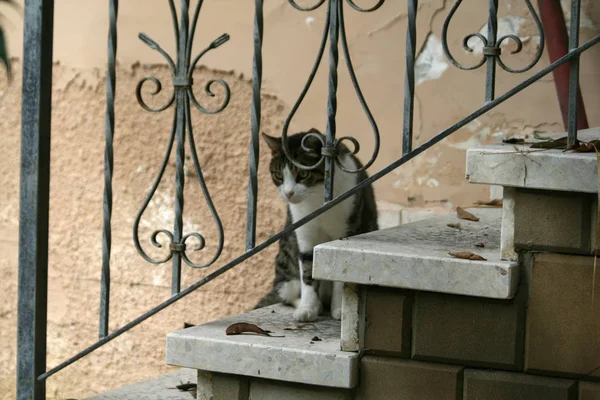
(0, 0), (599, 398)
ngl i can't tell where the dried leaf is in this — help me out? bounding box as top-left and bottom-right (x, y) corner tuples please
(183, 322), (195, 329)
(502, 138), (525, 144)
(447, 223), (461, 229)
(282, 323), (315, 331)
(474, 199), (503, 207)
(530, 136), (568, 149)
(570, 140), (600, 153)
(175, 383), (197, 392)
(226, 322), (283, 337)
(474, 243), (485, 248)
(448, 251), (487, 261)
(311, 336), (322, 341)
(533, 131), (553, 141)
(456, 207), (480, 222)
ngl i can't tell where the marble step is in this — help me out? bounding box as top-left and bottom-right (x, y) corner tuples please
(313, 207), (518, 299)
(85, 368), (197, 400)
(466, 127), (599, 193)
(166, 304), (358, 389)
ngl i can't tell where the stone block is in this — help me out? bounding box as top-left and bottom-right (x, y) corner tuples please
(580, 381), (600, 400)
(525, 253), (600, 377)
(197, 371), (250, 400)
(514, 188), (594, 254)
(248, 379), (352, 400)
(412, 290), (525, 370)
(463, 369), (577, 400)
(364, 286), (412, 356)
(356, 356), (463, 400)
(341, 283), (363, 352)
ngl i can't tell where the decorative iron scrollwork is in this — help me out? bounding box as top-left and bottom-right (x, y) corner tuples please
(133, 0), (229, 292)
(442, 0), (545, 74)
(282, 0), (382, 183)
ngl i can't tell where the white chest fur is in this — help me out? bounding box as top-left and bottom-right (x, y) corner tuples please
(284, 154), (358, 250)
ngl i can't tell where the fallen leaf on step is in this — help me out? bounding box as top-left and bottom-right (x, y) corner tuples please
(456, 207), (480, 222)
(173, 382), (197, 392)
(502, 138), (525, 144)
(474, 243), (485, 248)
(282, 323), (315, 331)
(530, 136), (568, 149)
(226, 322), (284, 337)
(311, 336), (322, 341)
(533, 131), (553, 141)
(447, 223), (461, 229)
(183, 322), (195, 329)
(474, 199), (503, 207)
(448, 251), (487, 261)
(570, 140), (600, 153)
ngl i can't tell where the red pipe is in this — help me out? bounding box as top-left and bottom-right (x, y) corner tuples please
(538, 0), (588, 130)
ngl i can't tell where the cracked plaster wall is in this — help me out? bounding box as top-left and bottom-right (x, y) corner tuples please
(0, 0), (599, 398)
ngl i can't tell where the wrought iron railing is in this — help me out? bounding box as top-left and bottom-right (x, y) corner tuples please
(16, 0), (598, 398)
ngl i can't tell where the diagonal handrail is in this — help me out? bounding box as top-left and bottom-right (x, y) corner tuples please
(38, 32), (600, 382)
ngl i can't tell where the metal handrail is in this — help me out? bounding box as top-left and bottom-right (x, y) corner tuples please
(16, 0), (597, 398)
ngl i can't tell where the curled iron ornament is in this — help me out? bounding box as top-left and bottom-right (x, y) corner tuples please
(442, 0), (545, 73)
(282, 0), (381, 174)
(133, 0), (228, 270)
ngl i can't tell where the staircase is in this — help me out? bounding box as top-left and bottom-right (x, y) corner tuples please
(102, 128), (600, 399)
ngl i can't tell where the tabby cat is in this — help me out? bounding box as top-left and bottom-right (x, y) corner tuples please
(255, 129), (378, 322)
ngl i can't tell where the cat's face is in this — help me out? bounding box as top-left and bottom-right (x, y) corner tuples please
(262, 130), (325, 204)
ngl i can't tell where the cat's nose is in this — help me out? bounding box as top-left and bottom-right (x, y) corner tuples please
(284, 190), (295, 200)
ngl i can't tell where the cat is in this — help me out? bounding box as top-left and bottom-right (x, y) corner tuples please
(255, 128), (378, 322)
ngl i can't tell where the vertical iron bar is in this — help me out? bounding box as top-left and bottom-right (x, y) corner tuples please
(172, 0), (190, 294)
(402, 0), (417, 155)
(485, 0), (498, 102)
(17, 0), (54, 398)
(537, 0), (588, 132)
(324, 0), (339, 203)
(100, 0), (118, 339)
(567, 0), (581, 147)
(245, 0), (263, 250)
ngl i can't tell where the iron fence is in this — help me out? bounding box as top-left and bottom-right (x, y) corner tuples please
(16, 0), (599, 398)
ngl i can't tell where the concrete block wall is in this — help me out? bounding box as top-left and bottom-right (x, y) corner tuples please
(356, 251), (600, 399)
(192, 252), (600, 399)
(196, 372), (354, 400)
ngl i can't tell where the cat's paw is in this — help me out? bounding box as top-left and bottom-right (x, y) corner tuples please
(294, 306), (319, 322)
(331, 307), (342, 320)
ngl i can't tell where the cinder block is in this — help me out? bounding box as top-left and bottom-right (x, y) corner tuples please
(356, 356), (463, 400)
(580, 381), (600, 400)
(525, 252), (600, 377)
(463, 369), (577, 400)
(249, 379), (352, 400)
(197, 371), (249, 400)
(514, 188), (594, 254)
(412, 290), (525, 370)
(364, 287), (412, 356)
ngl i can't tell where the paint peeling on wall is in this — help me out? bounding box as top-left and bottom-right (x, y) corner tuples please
(415, 33), (449, 85)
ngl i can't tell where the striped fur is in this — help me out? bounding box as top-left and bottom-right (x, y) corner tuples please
(255, 130), (378, 321)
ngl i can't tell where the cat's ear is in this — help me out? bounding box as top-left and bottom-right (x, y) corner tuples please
(306, 127), (322, 135)
(261, 132), (282, 155)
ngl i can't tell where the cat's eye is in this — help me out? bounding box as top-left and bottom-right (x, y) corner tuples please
(298, 170), (310, 180)
(273, 171), (283, 180)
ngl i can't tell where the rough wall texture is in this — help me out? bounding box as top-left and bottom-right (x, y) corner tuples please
(0, 0), (599, 398)
(0, 65), (288, 399)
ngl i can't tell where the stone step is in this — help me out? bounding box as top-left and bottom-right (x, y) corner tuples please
(85, 368), (197, 400)
(466, 127), (599, 193)
(313, 207), (518, 299)
(166, 304), (358, 389)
